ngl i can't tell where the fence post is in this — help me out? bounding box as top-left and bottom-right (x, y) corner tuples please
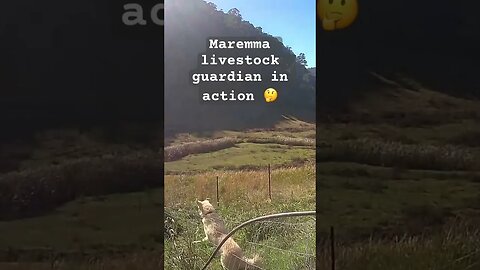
(268, 164), (272, 200)
(216, 176), (220, 206)
(330, 226), (336, 270)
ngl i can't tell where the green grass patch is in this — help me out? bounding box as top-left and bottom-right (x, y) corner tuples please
(0, 189), (162, 252)
(317, 168), (480, 238)
(165, 143), (314, 174)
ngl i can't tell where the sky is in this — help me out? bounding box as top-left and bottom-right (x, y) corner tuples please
(208, 0), (316, 68)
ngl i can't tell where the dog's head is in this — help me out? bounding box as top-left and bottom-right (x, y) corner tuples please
(196, 198), (215, 217)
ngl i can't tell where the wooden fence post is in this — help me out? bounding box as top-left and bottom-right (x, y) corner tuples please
(216, 176), (220, 206)
(268, 164), (272, 200)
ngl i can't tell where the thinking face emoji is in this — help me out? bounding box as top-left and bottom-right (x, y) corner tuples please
(264, 88), (278, 103)
(318, 0), (358, 31)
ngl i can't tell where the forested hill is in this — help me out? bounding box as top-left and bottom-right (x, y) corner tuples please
(165, 0), (315, 135)
(0, 0), (314, 137)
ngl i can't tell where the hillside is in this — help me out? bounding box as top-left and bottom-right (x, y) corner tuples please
(165, 0), (315, 135)
(321, 73), (480, 125)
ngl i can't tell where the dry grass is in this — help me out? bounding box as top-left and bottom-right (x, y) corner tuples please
(318, 221), (480, 270)
(164, 135), (314, 164)
(164, 164), (315, 207)
(243, 136), (315, 147)
(274, 117), (316, 132)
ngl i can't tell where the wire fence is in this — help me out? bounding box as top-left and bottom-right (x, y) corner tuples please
(165, 210), (316, 270)
(201, 211), (316, 270)
(213, 164), (275, 206)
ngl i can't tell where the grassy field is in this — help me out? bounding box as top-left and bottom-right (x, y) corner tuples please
(0, 118), (316, 270)
(0, 127), (165, 269)
(164, 166), (316, 270)
(164, 119), (316, 269)
(0, 189), (163, 270)
(314, 87), (480, 269)
(2, 85), (480, 269)
(162, 87), (480, 269)
(165, 143), (314, 173)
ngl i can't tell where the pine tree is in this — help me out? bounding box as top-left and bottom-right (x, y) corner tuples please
(296, 53), (308, 67)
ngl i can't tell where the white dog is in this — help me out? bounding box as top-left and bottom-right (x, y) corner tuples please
(195, 199), (262, 270)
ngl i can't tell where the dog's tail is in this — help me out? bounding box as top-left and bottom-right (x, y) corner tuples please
(244, 254), (262, 269)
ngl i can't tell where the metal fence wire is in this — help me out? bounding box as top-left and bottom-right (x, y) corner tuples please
(201, 211), (316, 270)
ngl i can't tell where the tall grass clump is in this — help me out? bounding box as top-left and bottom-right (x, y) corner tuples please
(0, 152), (162, 220)
(164, 138), (238, 162)
(320, 139), (478, 171)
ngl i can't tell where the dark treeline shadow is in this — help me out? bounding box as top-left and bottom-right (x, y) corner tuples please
(0, 0), (165, 140)
(317, 0), (480, 114)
